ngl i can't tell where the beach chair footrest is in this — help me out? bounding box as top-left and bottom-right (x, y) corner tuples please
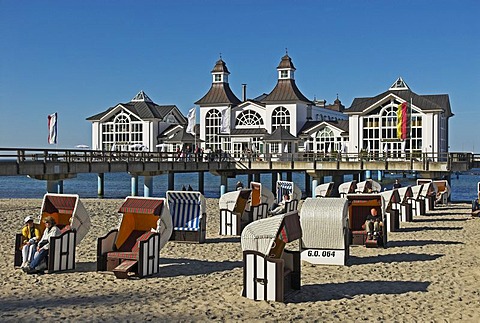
(113, 260), (138, 279)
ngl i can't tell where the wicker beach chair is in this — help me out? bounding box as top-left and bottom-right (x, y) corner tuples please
(338, 180), (357, 198)
(346, 193), (387, 248)
(417, 179), (437, 212)
(276, 180), (302, 212)
(314, 182), (334, 198)
(14, 193), (91, 273)
(249, 181), (274, 221)
(219, 189), (252, 236)
(300, 198), (349, 265)
(97, 197), (172, 279)
(166, 190), (206, 243)
(241, 211), (302, 302)
(397, 186), (414, 222)
(355, 179), (382, 193)
(433, 180), (451, 206)
(380, 189), (401, 232)
(409, 184), (425, 216)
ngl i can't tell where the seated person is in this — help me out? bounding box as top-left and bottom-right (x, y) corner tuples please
(23, 216), (61, 274)
(472, 193), (480, 217)
(270, 194), (290, 215)
(364, 208), (383, 240)
(20, 216), (42, 269)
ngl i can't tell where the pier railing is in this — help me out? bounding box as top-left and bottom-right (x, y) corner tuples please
(0, 148), (478, 176)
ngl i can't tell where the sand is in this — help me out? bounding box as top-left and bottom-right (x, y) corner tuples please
(1, 198), (479, 322)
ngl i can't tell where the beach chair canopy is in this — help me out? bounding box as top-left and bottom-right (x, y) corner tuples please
(250, 181), (275, 208)
(397, 186), (413, 203)
(314, 182), (334, 197)
(276, 180), (302, 201)
(380, 189), (401, 212)
(300, 198), (348, 249)
(116, 197), (171, 250)
(420, 181), (437, 197)
(433, 180), (451, 198)
(241, 211), (302, 256)
(219, 189), (252, 212)
(356, 179), (381, 193)
(166, 191), (206, 231)
(339, 180), (357, 196)
(410, 184), (424, 200)
(38, 193), (91, 246)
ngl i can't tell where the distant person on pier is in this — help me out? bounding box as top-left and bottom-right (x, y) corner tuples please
(393, 179), (402, 189)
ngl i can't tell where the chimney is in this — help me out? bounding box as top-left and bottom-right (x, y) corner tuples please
(242, 84), (247, 101)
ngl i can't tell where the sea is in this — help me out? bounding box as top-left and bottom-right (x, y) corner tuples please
(0, 169), (479, 202)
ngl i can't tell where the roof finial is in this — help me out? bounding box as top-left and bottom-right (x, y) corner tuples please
(285, 47), (288, 55)
(219, 52), (222, 60)
(336, 93), (339, 99)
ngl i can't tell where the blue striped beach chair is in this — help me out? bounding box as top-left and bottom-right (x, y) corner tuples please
(166, 191), (207, 243)
(276, 181), (301, 213)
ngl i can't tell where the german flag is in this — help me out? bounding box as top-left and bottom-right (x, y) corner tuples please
(397, 102), (410, 140)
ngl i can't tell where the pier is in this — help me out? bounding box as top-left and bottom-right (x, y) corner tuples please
(0, 148), (478, 197)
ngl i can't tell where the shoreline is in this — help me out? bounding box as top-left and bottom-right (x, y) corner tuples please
(1, 198), (479, 321)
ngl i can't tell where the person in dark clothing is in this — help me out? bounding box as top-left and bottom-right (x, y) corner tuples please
(365, 208), (383, 240)
(393, 179), (402, 189)
(187, 185), (193, 191)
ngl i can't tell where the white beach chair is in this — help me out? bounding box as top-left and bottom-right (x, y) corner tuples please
(380, 189), (401, 232)
(300, 198), (349, 265)
(97, 196), (172, 279)
(397, 186), (414, 222)
(219, 189), (252, 236)
(276, 180), (302, 212)
(314, 182), (334, 198)
(14, 193), (91, 273)
(409, 184), (425, 216)
(338, 180), (357, 198)
(249, 181), (274, 221)
(241, 211), (302, 302)
(166, 190), (206, 243)
(356, 179), (382, 193)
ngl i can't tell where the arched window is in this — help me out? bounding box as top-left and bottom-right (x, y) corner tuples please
(236, 110), (264, 126)
(314, 127), (335, 152)
(271, 106), (290, 132)
(114, 113), (130, 150)
(205, 109), (221, 151)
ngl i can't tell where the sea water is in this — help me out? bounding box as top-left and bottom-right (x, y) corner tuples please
(0, 169), (478, 202)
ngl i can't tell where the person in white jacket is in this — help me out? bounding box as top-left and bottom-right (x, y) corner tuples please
(23, 216), (60, 274)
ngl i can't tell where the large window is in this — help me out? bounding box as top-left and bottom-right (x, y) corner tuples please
(236, 110), (264, 126)
(101, 111), (143, 151)
(272, 106), (290, 132)
(205, 109), (221, 152)
(314, 127), (337, 152)
(361, 100), (423, 158)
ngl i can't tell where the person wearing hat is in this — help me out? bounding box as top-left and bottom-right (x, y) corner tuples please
(20, 216), (42, 269)
(236, 181), (244, 191)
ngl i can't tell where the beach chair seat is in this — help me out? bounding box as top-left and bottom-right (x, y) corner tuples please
(241, 211), (302, 302)
(167, 191), (206, 243)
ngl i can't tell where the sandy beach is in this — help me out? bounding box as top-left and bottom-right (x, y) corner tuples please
(1, 198), (479, 322)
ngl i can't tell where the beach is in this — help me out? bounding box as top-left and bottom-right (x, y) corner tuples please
(1, 198), (479, 322)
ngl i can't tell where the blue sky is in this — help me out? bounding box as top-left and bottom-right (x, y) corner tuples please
(1, 0), (479, 152)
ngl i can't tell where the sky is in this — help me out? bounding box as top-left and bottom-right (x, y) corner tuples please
(0, 0), (479, 152)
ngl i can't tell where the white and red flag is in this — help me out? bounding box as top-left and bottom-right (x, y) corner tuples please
(48, 112), (58, 144)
